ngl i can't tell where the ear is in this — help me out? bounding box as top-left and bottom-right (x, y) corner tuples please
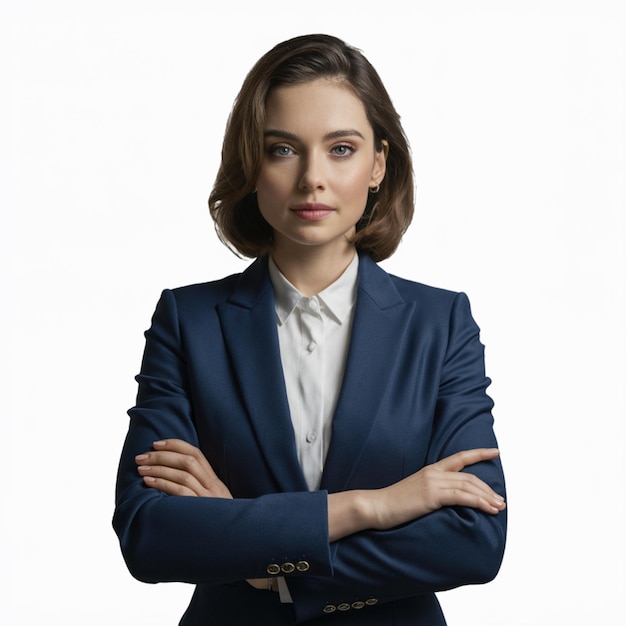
(371, 139), (388, 187)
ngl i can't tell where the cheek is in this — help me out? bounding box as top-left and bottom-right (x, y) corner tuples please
(339, 168), (373, 205)
(337, 156), (376, 190)
(255, 171), (288, 226)
(256, 167), (289, 201)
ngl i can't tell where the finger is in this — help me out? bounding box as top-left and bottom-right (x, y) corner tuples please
(153, 439), (201, 456)
(435, 448), (500, 473)
(137, 456), (232, 498)
(445, 474), (506, 513)
(135, 440), (210, 468)
(136, 450), (201, 471)
(136, 449), (218, 484)
(136, 445), (232, 498)
(415, 465), (505, 514)
(247, 578), (270, 591)
(441, 487), (506, 514)
(141, 474), (198, 497)
(153, 440), (221, 480)
(137, 464), (208, 497)
(440, 473), (506, 511)
(435, 466), (505, 501)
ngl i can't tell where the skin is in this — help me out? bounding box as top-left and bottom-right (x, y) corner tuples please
(135, 78), (506, 589)
(256, 78), (387, 295)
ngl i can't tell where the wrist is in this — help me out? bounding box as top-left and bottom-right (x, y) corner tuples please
(327, 490), (373, 541)
(351, 490), (375, 529)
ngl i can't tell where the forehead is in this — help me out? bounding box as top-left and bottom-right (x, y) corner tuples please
(264, 78), (373, 137)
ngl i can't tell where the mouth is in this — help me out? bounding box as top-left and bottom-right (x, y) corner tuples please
(290, 203), (336, 221)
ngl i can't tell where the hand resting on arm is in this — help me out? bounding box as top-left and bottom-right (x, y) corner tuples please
(135, 439), (506, 590)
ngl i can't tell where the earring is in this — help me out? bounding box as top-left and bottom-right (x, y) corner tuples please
(369, 183), (380, 194)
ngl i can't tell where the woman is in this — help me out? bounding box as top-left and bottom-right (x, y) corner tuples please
(114, 34), (507, 625)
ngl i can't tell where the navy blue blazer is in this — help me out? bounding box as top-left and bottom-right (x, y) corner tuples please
(113, 254), (506, 625)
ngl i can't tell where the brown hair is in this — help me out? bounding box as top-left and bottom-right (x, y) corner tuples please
(208, 34), (414, 262)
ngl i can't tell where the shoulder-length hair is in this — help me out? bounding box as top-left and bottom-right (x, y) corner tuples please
(209, 34), (414, 262)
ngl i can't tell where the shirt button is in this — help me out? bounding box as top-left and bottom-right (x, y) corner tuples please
(307, 340), (317, 352)
(306, 431), (317, 443)
(307, 298), (319, 313)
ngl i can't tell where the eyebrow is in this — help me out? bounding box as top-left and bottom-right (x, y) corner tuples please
(263, 128), (366, 141)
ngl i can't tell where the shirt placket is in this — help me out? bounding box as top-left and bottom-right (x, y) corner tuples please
(298, 296), (324, 490)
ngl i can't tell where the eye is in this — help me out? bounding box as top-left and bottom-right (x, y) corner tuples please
(268, 144), (295, 157)
(330, 143), (355, 157)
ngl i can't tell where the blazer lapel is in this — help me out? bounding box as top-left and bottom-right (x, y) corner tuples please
(321, 256), (415, 493)
(216, 258), (309, 493)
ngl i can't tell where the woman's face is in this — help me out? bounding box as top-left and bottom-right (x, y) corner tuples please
(256, 78), (386, 259)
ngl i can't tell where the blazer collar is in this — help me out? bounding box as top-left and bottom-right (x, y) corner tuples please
(320, 255), (415, 492)
(217, 254), (414, 494)
(225, 253), (402, 309)
(216, 257), (308, 493)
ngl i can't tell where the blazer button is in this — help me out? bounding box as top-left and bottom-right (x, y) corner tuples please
(352, 601), (365, 609)
(266, 564), (281, 576)
(337, 603), (351, 611)
(296, 560), (310, 572)
(281, 562), (295, 574)
(365, 598), (378, 606)
(323, 604), (336, 613)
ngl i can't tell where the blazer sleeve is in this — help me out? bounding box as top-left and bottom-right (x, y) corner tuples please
(286, 292), (507, 623)
(112, 289), (333, 584)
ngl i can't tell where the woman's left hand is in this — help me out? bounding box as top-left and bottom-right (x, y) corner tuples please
(135, 439), (232, 499)
(136, 439), (272, 590)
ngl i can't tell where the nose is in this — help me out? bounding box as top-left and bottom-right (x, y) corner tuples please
(298, 152), (325, 192)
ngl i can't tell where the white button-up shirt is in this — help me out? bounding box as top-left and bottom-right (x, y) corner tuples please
(268, 254), (358, 491)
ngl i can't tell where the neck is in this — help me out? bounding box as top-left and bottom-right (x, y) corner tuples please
(270, 244), (357, 296)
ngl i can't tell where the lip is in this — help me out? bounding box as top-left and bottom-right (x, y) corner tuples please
(290, 203), (336, 221)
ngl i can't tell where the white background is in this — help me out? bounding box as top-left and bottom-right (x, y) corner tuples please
(1, 1), (624, 624)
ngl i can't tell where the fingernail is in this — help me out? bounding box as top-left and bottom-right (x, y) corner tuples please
(153, 440), (166, 447)
(143, 476), (156, 483)
(135, 454), (149, 462)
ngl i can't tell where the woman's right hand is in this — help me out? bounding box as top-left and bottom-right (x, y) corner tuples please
(136, 442), (504, 543)
(328, 448), (505, 541)
(369, 448), (505, 528)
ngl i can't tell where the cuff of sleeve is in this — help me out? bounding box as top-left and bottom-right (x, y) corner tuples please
(277, 577), (293, 604)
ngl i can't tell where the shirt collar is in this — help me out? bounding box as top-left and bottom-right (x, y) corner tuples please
(268, 253), (359, 326)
